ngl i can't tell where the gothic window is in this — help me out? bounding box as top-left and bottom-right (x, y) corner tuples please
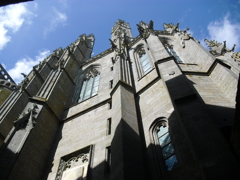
(150, 118), (178, 172)
(55, 145), (92, 180)
(134, 44), (153, 78)
(78, 65), (101, 103)
(165, 44), (183, 63)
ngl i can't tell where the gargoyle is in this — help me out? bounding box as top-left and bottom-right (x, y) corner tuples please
(163, 23), (179, 35)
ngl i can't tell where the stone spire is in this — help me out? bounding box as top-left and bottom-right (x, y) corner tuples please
(111, 19), (132, 42)
(110, 20), (132, 86)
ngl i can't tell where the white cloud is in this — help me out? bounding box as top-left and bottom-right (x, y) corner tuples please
(207, 13), (240, 51)
(8, 49), (50, 83)
(58, 0), (68, 8)
(44, 7), (67, 36)
(0, 4), (34, 51)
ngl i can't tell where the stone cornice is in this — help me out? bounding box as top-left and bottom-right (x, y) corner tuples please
(81, 29), (172, 66)
(82, 48), (113, 67)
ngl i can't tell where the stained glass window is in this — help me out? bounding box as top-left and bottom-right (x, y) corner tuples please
(157, 125), (177, 171)
(78, 74), (100, 102)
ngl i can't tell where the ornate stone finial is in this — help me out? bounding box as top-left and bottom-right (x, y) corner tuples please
(52, 48), (64, 59)
(84, 65), (101, 80)
(204, 39), (234, 56)
(163, 23), (179, 35)
(136, 20), (152, 40)
(232, 44), (236, 52)
(204, 39), (224, 55)
(149, 20), (154, 30)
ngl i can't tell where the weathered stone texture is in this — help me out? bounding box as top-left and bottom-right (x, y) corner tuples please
(1, 20), (240, 180)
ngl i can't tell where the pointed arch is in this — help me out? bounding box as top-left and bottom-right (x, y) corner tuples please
(149, 117), (178, 172)
(78, 64), (101, 103)
(133, 43), (153, 78)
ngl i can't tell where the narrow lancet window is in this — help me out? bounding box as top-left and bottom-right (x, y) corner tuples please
(140, 53), (152, 75)
(78, 65), (100, 103)
(157, 125), (177, 171)
(165, 44), (183, 63)
(150, 118), (178, 174)
(134, 44), (153, 78)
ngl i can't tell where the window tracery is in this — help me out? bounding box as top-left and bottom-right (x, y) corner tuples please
(134, 44), (153, 78)
(78, 65), (101, 103)
(150, 118), (178, 173)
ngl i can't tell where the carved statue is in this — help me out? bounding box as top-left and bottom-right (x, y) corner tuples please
(163, 23), (179, 35)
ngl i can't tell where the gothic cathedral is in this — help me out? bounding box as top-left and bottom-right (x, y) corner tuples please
(0, 20), (240, 180)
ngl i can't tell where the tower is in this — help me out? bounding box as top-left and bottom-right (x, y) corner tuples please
(0, 20), (240, 180)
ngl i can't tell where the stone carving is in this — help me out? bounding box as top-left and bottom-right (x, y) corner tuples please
(58, 59), (66, 70)
(53, 48), (64, 59)
(163, 23), (179, 35)
(17, 73), (30, 92)
(64, 154), (88, 171)
(136, 20), (154, 40)
(111, 31), (128, 60)
(204, 39), (235, 56)
(14, 103), (39, 130)
(84, 65), (101, 80)
(178, 27), (195, 48)
(232, 52), (240, 61)
(55, 151), (90, 180)
(112, 19), (129, 33)
(35, 61), (44, 71)
(135, 45), (146, 58)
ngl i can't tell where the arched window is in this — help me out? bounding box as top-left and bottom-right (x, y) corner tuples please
(150, 118), (178, 172)
(165, 44), (183, 63)
(134, 44), (153, 78)
(78, 65), (101, 103)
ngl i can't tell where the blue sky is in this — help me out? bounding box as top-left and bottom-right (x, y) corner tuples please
(0, 0), (240, 83)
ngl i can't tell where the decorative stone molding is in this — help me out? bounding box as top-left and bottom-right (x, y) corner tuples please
(17, 75), (30, 92)
(232, 52), (240, 61)
(112, 19), (130, 33)
(134, 44), (146, 58)
(137, 20), (154, 40)
(83, 64), (101, 80)
(204, 39), (236, 56)
(163, 23), (179, 35)
(55, 146), (91, 180)
(14, 103), (39, 130)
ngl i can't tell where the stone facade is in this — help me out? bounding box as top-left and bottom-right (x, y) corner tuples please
(0, 20), (240, 180)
